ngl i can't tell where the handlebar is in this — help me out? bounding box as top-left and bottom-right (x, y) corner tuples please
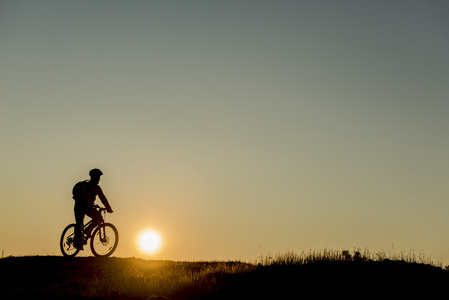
(93, 205), (111, 212)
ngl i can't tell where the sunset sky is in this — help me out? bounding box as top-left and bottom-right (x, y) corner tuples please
(1, 1), (449, 263)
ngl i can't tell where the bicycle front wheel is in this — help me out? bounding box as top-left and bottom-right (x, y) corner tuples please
(90, 223), (119, 257)
(60, 224), (80, 257)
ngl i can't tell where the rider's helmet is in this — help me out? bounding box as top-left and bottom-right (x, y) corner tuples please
(89, 168), (103, 177)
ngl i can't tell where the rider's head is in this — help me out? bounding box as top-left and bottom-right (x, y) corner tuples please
(89, 168), (103, 184)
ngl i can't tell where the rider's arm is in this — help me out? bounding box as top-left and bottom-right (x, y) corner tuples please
(97, 186), (113, 212)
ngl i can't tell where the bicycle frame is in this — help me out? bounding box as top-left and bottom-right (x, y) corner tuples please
(83, 206), (106, 238)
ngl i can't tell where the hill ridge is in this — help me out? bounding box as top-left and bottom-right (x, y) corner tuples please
(1, 256), (448, 299)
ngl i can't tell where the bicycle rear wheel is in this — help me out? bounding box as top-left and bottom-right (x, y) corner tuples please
(60, 224), (80, 257)
(90, 223), (119, 257)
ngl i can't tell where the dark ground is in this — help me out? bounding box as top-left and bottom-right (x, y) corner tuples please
(0, 256), (448, 299)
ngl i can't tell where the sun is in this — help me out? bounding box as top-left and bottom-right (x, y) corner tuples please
(138, 230), (162, 254)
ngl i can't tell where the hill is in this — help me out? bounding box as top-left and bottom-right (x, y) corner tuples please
(0, 255), (448, 299)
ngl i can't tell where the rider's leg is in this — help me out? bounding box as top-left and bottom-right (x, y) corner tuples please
(85, 206), (102, 236)
(74, 202), (86, 250)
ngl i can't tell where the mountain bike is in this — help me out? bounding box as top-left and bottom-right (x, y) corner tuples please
(60, 205), (119, 257)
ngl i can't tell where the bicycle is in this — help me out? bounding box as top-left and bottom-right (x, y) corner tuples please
(60, 205), (119, 257)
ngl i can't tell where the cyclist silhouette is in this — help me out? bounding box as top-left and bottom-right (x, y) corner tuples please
(72, 168), (113, 250)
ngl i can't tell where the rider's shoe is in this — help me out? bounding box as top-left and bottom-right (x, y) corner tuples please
(75, 242), (84, 251)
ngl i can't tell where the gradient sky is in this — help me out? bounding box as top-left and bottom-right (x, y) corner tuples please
(1, 1), (449, 263)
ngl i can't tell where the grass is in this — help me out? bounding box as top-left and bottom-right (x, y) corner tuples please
(0, 249), (448, 299)
(258, 247), (440, 266)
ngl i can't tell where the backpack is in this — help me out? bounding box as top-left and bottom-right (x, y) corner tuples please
(72, 180), (87, 201)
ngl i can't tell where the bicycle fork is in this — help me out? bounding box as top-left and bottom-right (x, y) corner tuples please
(96, 222), (108, 244)
(99, 225), (105, 243)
